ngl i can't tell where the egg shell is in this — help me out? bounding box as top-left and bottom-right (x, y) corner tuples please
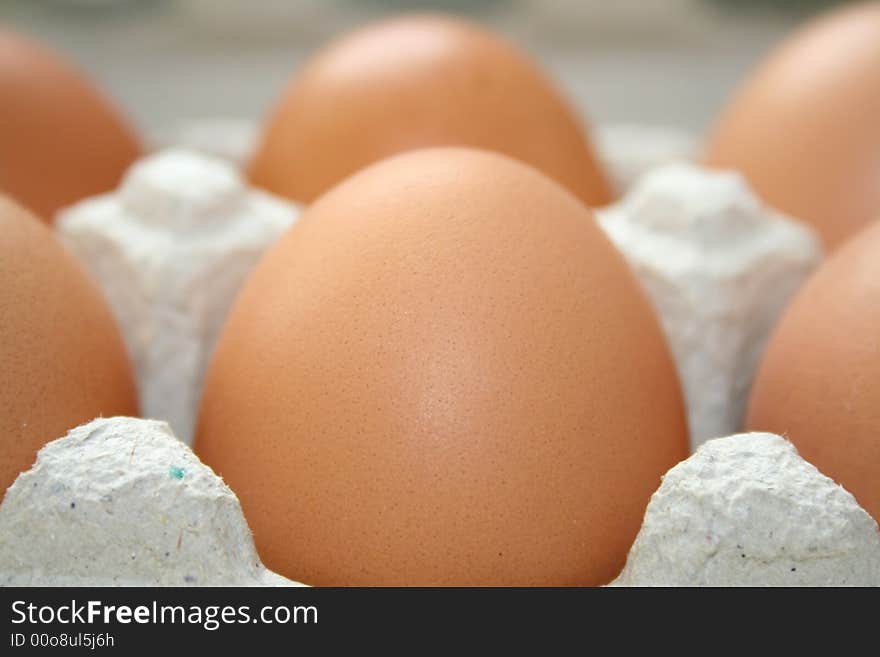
(703, 1), (880, 249)
(248, 14), (612, 207)
(196, 147), (688, 586)
(747, 220), (880, 522)
(0, 195), (137, 496)
(0, 25), (141, 221)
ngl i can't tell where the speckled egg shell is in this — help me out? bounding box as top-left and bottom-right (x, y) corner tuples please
(248, 14), (612, 207)
(196, 147), (688, 586)
(0, 195), (137, 496)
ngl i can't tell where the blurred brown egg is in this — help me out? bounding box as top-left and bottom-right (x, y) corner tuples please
(249, 14), (612, 207)
(0, 25), (142, 221)
(196, 147), (687, 586)
(747, 219), (880, 522)
(0, 195), (137, 496)
(703, 1), (880, 249)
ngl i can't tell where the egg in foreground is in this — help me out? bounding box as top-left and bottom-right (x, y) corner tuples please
(248, 14), (612, 207)
(197, 147), (688, 586)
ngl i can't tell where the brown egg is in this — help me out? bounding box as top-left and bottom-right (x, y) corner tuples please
(0, 195), (137, 495)
(747, 220), (880, 522)
(703, 1), (880, 249)
(0, 26), (142, 221)
(249, 14), (612, 207)
(196, 148), (687, 586)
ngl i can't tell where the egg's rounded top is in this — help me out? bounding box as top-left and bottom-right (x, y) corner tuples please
(0, 26), (142, 221)
(198, 147), (687, 586)
(703, 1), (880, 249)
(248, 14), (612, 207)
(0, 194), (138, 495)
(747, 219), (880, 522)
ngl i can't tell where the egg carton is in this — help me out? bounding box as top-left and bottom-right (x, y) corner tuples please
(2, 120), (878, 587)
